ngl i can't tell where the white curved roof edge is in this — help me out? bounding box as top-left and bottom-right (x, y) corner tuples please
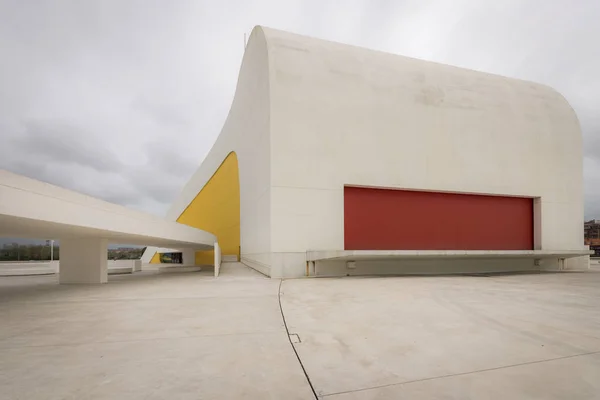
(0, 169), (216, 249)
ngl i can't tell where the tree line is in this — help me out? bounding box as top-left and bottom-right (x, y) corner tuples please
(0, 245), (146, 262)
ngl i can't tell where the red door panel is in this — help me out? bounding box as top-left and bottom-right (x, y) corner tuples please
(344, 186), (533, 250)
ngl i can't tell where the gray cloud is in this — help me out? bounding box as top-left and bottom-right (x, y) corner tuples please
(12, 120), (124, 173)
(126, 145), (198, 206)
(0, 0), (599, 219)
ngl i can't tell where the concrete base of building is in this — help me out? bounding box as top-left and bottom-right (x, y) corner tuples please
(241, 257), (271, 277)
(244, 250), (592, 278)
(310, 258), (576, 278)
(308, 250), (592, 277)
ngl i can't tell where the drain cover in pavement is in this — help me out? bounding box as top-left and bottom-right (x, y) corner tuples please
(289, 333), (301, 343)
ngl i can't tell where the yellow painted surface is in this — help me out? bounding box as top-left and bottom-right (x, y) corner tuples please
(180, 152), (240, 264)
(149, 152), (240, 265)
(150, 252), (161, 264)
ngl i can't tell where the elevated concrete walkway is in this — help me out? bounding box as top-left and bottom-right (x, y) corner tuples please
(0, 170), (216, 249)
(0, 170), (217, 284)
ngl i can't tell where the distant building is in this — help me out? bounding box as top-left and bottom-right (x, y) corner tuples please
(584, 220), (600, 256)
(585, 220), (600, 240)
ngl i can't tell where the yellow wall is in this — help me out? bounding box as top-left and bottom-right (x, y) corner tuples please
(150, 151), (240, 265)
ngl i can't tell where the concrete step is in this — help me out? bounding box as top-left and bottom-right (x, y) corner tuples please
(158, 265), (203, 273)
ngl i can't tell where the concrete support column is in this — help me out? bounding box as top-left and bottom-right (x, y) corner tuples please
(181, 249), (196, 266)
(214, 242), (221, 277)
(59, 238), (108, 284)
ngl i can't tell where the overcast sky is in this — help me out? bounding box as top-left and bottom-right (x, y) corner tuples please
(0, 0), (599, 218)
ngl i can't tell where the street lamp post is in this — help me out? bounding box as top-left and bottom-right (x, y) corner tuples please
(45, 240), (54, 261)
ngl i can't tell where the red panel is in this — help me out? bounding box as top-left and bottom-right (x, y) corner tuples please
(344, 187), (533, 250)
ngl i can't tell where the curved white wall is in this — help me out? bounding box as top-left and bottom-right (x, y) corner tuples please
(144, 26), (586, 276)
(142, 27), (272, 273)
(265, 28), (585, 276)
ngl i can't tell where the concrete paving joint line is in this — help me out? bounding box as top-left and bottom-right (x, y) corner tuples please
(278, 279), (319, 400)
(319, 349), (600, 398)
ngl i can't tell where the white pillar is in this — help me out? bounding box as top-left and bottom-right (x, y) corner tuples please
(214, 242), (221, 277)
(59, 238), (108, 284)
(181, 249), (196, 266)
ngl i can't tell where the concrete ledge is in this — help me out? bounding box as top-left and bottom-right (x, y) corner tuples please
(0, 260), (144, 277)
(108, 266), (133, 275)
(0, 261), (59, 276)
(0, 267), (57, 276)
(158, 265), (202, 273)
(307, 249), (594, 262)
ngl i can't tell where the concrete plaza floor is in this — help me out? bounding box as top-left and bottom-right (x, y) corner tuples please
(0, 264), (314, 400)
(1, 264), (600, 399)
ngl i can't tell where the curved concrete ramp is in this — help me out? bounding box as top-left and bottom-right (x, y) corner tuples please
(0, 170), (216, 249)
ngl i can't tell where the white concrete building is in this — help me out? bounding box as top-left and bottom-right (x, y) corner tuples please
(142, 26), (590, 277)
(0, 26), (589, 282)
